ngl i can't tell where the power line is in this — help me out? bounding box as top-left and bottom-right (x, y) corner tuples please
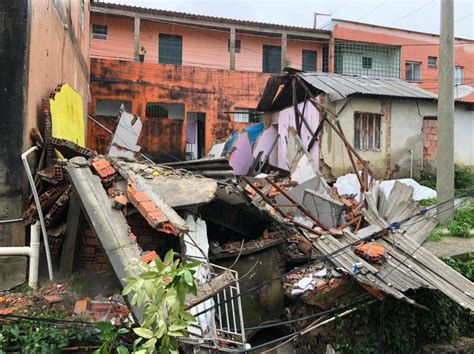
(389, 0), (435, 26)
(357, 0), (389, 21)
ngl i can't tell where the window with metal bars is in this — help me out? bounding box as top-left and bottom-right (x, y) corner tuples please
(146, 103), (184, 120)
(334, 41), (400, 78)
(354, 112), (381, 151)
(428, 56), (437, 68)
(159, 34), (182, 65)
(262, 45), (281, 73)
(406, 61), (422, 82)
(322, 45), (329, 72)
(455, 66), (464, 86)
(92, 25), (108, 40)
(302, 50), (317, 71)
(234, 108), (263, 123)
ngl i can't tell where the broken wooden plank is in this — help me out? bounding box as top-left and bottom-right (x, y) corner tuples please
(59, 191), (81, 277)
(186, 270), (236, 308)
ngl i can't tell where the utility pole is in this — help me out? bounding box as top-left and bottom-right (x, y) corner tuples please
(437, 0), (454, 224)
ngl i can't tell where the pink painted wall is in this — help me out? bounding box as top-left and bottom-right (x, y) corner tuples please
(253, 125), (278, 166)
(228, 131), (254, 175)
(90, 14), (323, 72)
(277, 102), (320, 169)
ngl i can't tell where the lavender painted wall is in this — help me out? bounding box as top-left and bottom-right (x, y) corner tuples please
(253, 125), (278, 167)
(228, 131), (254, 175)
(277, 102), (320, 170)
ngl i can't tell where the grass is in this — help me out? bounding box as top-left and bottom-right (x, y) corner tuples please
(427, 202), (474, 242)
(441, 253), (474, 281)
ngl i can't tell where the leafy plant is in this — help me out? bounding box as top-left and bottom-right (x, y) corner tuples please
(447, 202), (474, 237)
(123, 250), (199, 354)
(94, 322), (130, 354)
(419, 198), (437, 207)
(441, 254), (474, 281)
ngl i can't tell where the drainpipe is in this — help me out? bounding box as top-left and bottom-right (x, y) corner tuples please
(21, 147), (53, 280)
(0, 222), (40, 288)
(409, 150), (414, 179)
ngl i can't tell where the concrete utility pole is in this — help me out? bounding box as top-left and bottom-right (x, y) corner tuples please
(437, 0), (455, 224)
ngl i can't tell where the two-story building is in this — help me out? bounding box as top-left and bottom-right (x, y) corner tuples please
(88, 2), (331, 162)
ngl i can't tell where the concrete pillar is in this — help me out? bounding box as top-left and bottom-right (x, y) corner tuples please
(281, 32), (287, 71)
(230, 27), (236, 70)
(437, 0), (454, 223)
(134, 17), (140, 61)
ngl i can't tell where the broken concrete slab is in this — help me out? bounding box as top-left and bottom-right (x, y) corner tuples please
(66, 157), (143, 322)
(302, 189), (344, 229)
(287, 128), (323, 185)
(113, 159), (217, 209)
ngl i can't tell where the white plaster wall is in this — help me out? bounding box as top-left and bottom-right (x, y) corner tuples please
(320, 97), (390, 178)
(454, 106), (474, 166)
(390, 100), (435, 178)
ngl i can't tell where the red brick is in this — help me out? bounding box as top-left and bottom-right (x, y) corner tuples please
(43, 294), (63, 304)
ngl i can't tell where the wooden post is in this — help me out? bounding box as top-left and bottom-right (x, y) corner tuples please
(59, 191), (80, 277)
(281, 32), (287, 71)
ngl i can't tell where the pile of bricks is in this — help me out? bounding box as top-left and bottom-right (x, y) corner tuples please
(77, 228), (111, 272)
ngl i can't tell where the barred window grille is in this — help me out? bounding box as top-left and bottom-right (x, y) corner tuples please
(322, 45), (329, 73)
(146, 103), (184, 120)
(262, 45), (281, 73)
(334, 41), (400, 78)
(92, 25), (108, 40)
(159, 34), (182, 65)
(406, 61), (422, 82)
(302, 50), (317, 71)
(354, 112), (381, 151)
(428, 56), (437, 68)
(455, 66), (464, 86)
(234, 108), (262, 123)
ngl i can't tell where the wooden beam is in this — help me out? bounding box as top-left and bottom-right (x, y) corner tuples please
(186, 270), (236, 308)
(59, 191), (81, 278)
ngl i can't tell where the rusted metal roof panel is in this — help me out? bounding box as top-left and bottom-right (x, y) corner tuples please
(297, 72), (438, 102)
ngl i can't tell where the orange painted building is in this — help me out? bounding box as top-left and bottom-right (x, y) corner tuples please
(330, 19), (474, 102)
(88, 3), (331, 161)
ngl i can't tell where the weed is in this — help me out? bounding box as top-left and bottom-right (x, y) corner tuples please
(447, 203), (474, 237)
(441, 254), (474, 281)
(419, 198), (437, 207)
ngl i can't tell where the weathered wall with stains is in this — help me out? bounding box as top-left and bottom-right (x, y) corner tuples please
(88, 58), (270, 161)
(320, 97), (391, 179)
(0, 0), (29, 247)
(26, 0), (91, 147)
(90, 14), (324, 72)
(332, 21), (474, 102)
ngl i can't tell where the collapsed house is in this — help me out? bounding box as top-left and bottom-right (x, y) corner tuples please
(14, 76), (474, 352)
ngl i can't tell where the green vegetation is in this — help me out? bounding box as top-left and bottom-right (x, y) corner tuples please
(94, 322), (130, 354)
(122, 250), (198, 354)
(418, 198), (437, 207)
(418, 164), (474, 197)
(0, 321), (93, 353)
(426, 202), (474, 242)
(441, 253), (474, 281)
(334, 289), (466, 353)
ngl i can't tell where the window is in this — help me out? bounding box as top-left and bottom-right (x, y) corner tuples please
(406, 61), (422, 82)
(227, 39), (241, 53)
(354, 112), (381, 151)
(322, 45), (329, 73)
(92, 25), (108, 40)
(362, 57), (372, 69)
(234, 108), (263, 123)
(302, 50), (317, 71)
(159, 34), (182, 65)
(96, 99), (132, 116)
(428, 56), (437, 68)
(455, 66), (464, 86)
(262, 45), (281, 73)
(146, 103), (184, 120)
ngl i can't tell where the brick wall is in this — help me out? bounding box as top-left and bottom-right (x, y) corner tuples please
(423, 118), (438, 161)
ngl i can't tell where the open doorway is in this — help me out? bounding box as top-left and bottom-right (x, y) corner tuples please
(186, 112), (206, 160)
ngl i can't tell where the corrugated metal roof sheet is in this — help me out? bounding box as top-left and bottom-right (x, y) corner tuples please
(92, 2), (331, 35)
(297, 72), (438, 102)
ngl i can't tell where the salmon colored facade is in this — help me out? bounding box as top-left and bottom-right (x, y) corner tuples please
(88, 3), (330, 160)
(331, 19), (474, 102)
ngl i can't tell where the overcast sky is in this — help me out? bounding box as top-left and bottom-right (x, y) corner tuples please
(105, 0), (473, 39)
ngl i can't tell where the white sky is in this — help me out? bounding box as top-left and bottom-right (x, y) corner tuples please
(104, 0), (473, 39)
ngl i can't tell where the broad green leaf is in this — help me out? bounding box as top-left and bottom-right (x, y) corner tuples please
(133, 327), (154, 339)
(94, 322), (115, 333)
(140, 271), (159, 280)
(117, 327), (129, 334)
(164, 250), (174, 265)
(116, 345), (130, 354)
(183, 270), (194, 286)
(167, 330), (184, 337)
(144, 337), (157, 349)
(169, 323), (188, 331)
